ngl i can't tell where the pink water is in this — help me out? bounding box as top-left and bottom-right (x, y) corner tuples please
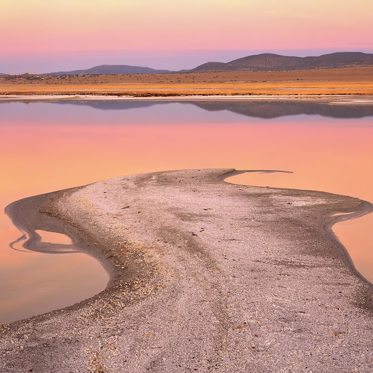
(0, 100), (372, 323)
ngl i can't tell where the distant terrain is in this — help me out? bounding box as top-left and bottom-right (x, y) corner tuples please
(1, 66), (373, 96)
(191, 52), (373, 72)
(2, 52), (373, 77)
(50, 65), (171, 76)
(50, 52), (373, 75)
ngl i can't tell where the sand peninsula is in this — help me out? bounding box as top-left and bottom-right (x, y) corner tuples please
(1, 169), (372, 372)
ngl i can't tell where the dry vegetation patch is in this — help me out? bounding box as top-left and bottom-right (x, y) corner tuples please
(1, 66), (373, 96)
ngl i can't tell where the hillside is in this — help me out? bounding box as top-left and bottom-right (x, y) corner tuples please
(192, 52), (373, 72)
(44, 52), (373, 76)
(51, 64), (171, 76)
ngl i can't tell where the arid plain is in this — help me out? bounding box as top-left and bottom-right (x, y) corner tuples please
(1, 66), (373, 97)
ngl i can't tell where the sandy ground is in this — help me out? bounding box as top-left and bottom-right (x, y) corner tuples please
(1, 67), (373, 97)
(1, 169), (372, 372)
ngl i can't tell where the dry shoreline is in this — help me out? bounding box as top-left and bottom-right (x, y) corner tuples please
(1, 169), (372, 372)
(1, 94), (373, 105)
(225, 174), (373, 286)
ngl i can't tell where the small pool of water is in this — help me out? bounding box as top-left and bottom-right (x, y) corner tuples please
(0, 224), (109, 323)
(36, 230), (73, 245)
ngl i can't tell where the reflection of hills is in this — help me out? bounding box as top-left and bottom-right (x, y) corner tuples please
(58, 99), (373, 119)
(56, 100), (163, 111)
(3, 99), (373, 119)
(189, 101), (373, 119)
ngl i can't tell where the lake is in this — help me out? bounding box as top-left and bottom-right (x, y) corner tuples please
(0, 99), (372, 323)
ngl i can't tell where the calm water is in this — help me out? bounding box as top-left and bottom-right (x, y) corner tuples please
(0, 99), (372, 323)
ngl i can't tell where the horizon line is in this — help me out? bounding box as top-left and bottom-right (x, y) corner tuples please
(2, 49), (373, 75)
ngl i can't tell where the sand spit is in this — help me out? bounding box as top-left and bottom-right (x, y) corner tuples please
(1, 169), (372, 372)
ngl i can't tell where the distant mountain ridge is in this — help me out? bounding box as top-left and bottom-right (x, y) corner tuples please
(192, 52), (373, 72)
(50, 64), (171, 76)
(3, 52), (373, 76)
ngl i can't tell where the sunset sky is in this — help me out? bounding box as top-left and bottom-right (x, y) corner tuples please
(1, 0), (373, 73)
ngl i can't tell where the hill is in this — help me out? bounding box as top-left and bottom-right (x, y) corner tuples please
(50, 64), (171, 76)
(192, 52), (373, 72)
(4, 52), (373, 76)
(46, 52), (373, 75)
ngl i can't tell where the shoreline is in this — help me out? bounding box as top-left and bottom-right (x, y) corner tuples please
(328, 205), (373, 286)
(1, 93), (373, 104)
(1, 169), (372, 372)
(225, 172), (373, 286)
(4, 188), (116, 285)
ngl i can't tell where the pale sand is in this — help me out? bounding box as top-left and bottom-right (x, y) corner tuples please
(1, 169), (372, 372)
(1, 94), (373, 105)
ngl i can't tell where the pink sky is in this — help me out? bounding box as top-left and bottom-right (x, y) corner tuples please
(1, 0), (373, 73)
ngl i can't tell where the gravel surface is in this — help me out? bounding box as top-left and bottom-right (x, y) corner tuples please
(1, 169), (372, 372)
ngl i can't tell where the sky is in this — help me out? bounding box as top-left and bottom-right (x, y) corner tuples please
(1, 0), (373, 74)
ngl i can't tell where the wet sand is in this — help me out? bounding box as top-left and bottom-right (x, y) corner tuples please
(0, 169), (372, 372)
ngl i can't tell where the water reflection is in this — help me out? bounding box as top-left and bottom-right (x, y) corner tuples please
(190, 100), (373, 119)
(1, 183), (110, 323)
(2, 98), (373, 120)
(10, 228), (76, 254)
(45, 98), (373, 118)
(0, 99), (372, 323)
(11, 232), (77, 254)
